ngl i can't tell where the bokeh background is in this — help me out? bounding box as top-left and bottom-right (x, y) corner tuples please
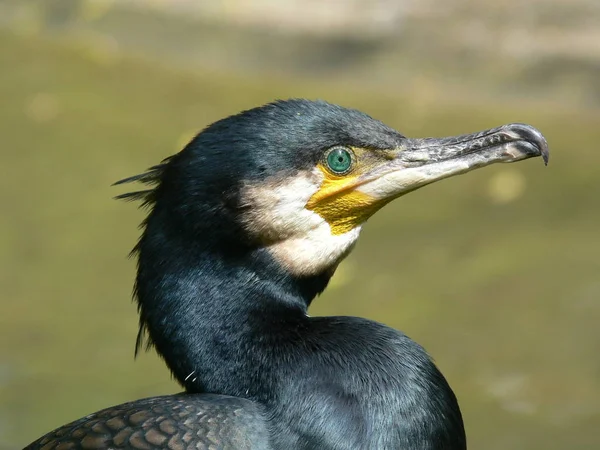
(1, 0), (599, 448)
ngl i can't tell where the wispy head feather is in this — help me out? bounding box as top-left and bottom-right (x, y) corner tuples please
(113, 156), (174, 208)
(113, 156), (175, 356)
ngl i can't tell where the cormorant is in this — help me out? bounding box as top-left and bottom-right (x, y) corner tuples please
(26, 99), (549, 450)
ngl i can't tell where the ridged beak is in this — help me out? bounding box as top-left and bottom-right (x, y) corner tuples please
(357, 123), (549, 200)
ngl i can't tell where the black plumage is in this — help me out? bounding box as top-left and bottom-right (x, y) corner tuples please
(26, 99), (548, 450)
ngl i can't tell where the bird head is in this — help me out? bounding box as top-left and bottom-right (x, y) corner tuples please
(117, 98), (548, 314)
(118, 100), (547, 277)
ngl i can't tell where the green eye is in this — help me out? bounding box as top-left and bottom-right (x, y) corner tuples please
(325, 147), (353, 174)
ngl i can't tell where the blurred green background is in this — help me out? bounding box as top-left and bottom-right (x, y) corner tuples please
(1, 1), (599, 448)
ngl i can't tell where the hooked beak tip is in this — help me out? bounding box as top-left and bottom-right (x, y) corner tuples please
(502, 123), (549, 166)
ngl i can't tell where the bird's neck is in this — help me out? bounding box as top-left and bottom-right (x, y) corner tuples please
(135, 229), (330, 395)
(134, 224), (466, 449)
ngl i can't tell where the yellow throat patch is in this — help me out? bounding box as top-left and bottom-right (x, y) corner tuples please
(306, 164), (386, 236)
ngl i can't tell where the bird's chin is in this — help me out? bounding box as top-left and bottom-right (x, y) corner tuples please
(265, 224), (362, 278)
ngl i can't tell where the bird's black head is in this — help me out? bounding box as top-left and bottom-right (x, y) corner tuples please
(116, 99), (548, 356)
(120, 99), (403, 243)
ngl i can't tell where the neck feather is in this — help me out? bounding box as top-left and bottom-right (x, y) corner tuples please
(134, 216), (332, 394)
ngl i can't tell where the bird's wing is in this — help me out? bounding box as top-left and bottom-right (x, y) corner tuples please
(24, 393), (272, 450)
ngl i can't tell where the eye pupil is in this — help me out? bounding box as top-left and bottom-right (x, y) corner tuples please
(326, 147), (353, 174)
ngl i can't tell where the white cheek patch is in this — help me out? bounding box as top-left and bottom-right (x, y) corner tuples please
(239, 171), (362, 277)
(240, 172), (324, 242)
